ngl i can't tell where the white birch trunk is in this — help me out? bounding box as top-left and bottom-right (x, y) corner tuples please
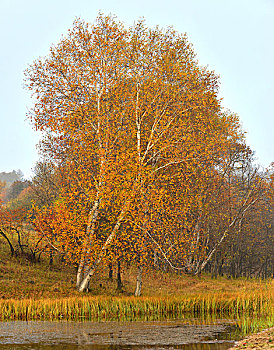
(134, 266), (143, 296)
(76, 257), (85, 288)
(78, 208), (126, 292)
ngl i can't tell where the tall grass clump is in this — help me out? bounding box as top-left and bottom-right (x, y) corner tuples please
(0, 290), (272, 321)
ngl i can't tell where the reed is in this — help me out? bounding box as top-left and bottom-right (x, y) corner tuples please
(0, 290), (272, 321)
(235, 314), (274, 335)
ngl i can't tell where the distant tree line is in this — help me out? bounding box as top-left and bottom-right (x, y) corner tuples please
(0, 170), (23, 186)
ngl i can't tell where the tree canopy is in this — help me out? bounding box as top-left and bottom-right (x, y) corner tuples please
(24, 14), (273, 293)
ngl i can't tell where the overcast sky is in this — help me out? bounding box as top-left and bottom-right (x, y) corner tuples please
(0, 0), (273, 178)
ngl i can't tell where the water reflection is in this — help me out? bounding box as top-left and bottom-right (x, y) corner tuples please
(0, 320), (235, 350)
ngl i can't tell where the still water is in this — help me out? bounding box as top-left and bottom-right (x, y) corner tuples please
(0, 319), (237, 350)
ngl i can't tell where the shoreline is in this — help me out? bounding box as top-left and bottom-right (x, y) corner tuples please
(229, 327), (274, 349)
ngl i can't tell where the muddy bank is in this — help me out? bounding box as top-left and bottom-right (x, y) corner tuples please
(229, 327), (274, 349)
(0, 320), (235, 348)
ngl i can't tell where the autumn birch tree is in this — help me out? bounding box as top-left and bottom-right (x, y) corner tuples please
(26, 14), (244, 292)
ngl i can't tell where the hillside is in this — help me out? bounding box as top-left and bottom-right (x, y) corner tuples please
(0, 240), (273, 300)
(0, 170), (23, 187)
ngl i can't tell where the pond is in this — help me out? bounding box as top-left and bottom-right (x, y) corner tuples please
(0, 319), (238, 350)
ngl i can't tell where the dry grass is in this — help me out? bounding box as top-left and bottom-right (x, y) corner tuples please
(0, 250), (272, 300)
(0, 240), (273, 300)
(134, 268), (274, 297)
(0, 249), (76, 300)
(0, 240), (273, 323)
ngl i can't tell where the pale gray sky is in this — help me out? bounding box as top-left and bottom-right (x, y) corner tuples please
(0, 0), (273, 178)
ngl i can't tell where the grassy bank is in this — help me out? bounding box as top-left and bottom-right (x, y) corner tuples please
(0, 242), (273, 300)
(0, 291), (273, 321)
(0, 242), (273, 326)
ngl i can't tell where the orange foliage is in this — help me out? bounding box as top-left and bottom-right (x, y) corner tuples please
(25, 15), (250, 291)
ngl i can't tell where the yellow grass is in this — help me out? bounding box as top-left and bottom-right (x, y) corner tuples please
(0, 242), (273, 322)
(0, 291), (273, 321)
(0, 242), (273, 300)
